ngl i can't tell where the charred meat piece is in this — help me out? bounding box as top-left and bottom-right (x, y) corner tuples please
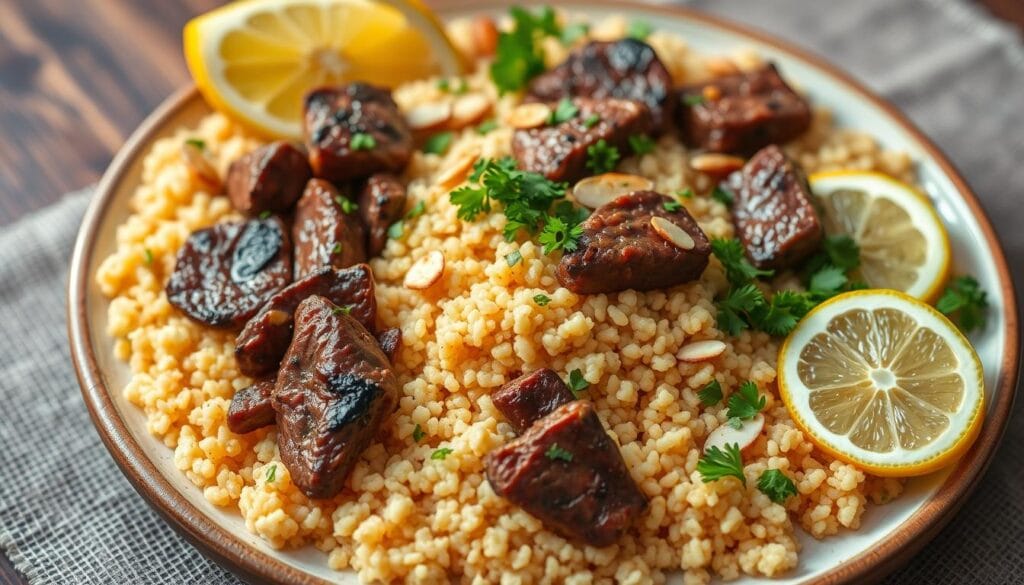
(166, 218), (292, 328)
(303, 84), (413, 182)
(492, 369), (575, 433)
(557, 191), (711, 294)
(527, 39), (674, 132)
(376, 327), (402, 364)
(679, 63), (811, 155)
(227, 377), (276, 434)
(235, 264), (377, 377)
(358, 173), (407, 257)
(293, 179), (367, 278)
(274, 296), (398, 499)
(724, 145), (822, 269)
(512, 97), (652, 183)
(485, 401), (647, 547)
(226, 142), (311, 215)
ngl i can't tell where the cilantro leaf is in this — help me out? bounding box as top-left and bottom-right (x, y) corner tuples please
(185, 138), (205, 150)
(937, 275), (989, 332)
(476, 119), (499, 135)
(711, 238), (774, 286)
(422, 131), (454, 155)
(431, 447), (453, 460)
(682, 94), (706, 106)
(567, 368), (589, 396)
(538, 216), (583, 254)
(406, 200), (426, 219)
(258, 210), (272, 219)
(490, 7), (559, 93)
(331, 304), (353, 316)
(334, 195), (358, 214)
(586, 139), (620, 174)
(753, 290), (813, 336)
(663, 199), (683, 212)
(412, 424), (425, 442)
(545, 443), (574, 461)
(677, 188), (694, 199)
(758, 469), (798, 504)
(698, 443), (745, 485)
(266, 464), (276, 483)
(716, 283), (765, 335)
(711, 185), (734, 206)
(449, 184), (490, 221)
(533, 293), (551, 306)
(808, 264), (847, 294)
(560, 22), (589, 46)
(698, 380), (723, 406)
(627, 19), (653, 40)
(351, 133), (376, 150)
(628, 134), (655, 155)
(549, 98), (579, 124)
(726, 381), (765, 421)
(583, 113), (601, 128)
(331, 242), (343, 256)
(823, 235), (861, 270)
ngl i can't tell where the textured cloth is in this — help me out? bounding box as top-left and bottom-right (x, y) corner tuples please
(1, 0), (1022, 583)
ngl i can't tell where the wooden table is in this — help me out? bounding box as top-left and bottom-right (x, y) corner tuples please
(0, 0), (1021, 583)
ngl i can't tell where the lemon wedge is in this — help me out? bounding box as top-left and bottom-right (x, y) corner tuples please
(778, 289), (984, 477)
(809, 171), (951, 302)
(184, 0), (467, 138)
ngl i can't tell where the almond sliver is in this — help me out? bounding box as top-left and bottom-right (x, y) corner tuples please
(651, 216), (696, 251)
(404, 250), (446, 290)
(678, 339), (726, 362)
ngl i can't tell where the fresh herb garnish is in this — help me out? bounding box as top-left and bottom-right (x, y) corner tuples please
(258, 210), (272, 220)
(663, 199), (683, 212)
(436, 78), (450, 92)
(505, 250), (523, 266)
(406, 200), (427, 219)
(567, 368), (589, 397)
(545, 443), (574, 462)
(331, 242), (343, 255)
(431, 447), (453, 460)
(351, 133), (376, 151)
(143, 248), (154, 265)
(822, 235), (861, 271)
(387, 221), (404, 239)
(412, 424), (425, 443)
(698, 443), (745, 485)
(628, 134), (655, 155)
(476, 119), (498, 135)
(937, 275), (989, 332)
(490, 6), (559, 93)
(533, 293), (552, 306)
(538, 216), (584, 254)
(627, 19), (653, 40)
(677, 188), (694, 199)
(334, 195), (358, 214)
(712, 238), (774, 287)
(586, 139), (620, 174)
(387, 201), (427, 241)
(711, 185), (734, 206)
(583, 113), (601, 129)
(560, 22), (589, 46)
(422, 131), (454, 155)
(697, 380), (723, 406)
(682, 94), (706, 106)
(332, 305), (353, 316)
(549, 98), (579, 125)
(266, 464), (276, 483)
(758, 469), (797, 503)
(726, 381), (766, 422)
(185, 138), (206, 150)
(716, 283), (764, 336)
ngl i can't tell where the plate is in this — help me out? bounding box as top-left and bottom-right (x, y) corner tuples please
(67, 1), (1020, 583)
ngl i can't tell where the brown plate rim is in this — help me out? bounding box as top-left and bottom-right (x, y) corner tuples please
(67, 1), (1020, 584)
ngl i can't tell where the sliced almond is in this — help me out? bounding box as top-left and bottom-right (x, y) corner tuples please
(451, 93), (492, 128)
(436, 151), (479, 190)
(690, 153), (745, 178)
(404, 250), (445, 290)
(181, 142), (222, 191)
(406, 102), (453, 132)
(472, 16), (499, 57)
(706, 57), (740, 77)
(704, 413), (764, 453)
(507, 103), (552, 129)
(651, 216), (696, 251)
(678, 339), (727, 362)
(572, 173), (654, 209)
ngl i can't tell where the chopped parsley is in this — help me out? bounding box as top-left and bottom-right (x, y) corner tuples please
(758, 469), (798, 504)
(538, 216), (583, 254)
(677, 188), (694, 199)
(682, 94), (706, 106)
(822, 235), (861, 271)
(628, 134), (655, 156)
(331, 305), (353, 316)
(143, 248), (154, 265)
(334, 195), (358, 214)
(627, 19), (653, 40)
(698, 443), (745, 485)
(332, 242), (343, 255)
(697, 380), (723, 406)
(567, 368), (589, 396)
(350, 132), (376, 151)
(663, 199), (683, 212)
(583, 113), (601, 129)
(388, 200), (427, 241)
(258, 210), (272, 220)
(422, 131), (454, 155)
(490, 6), (560, 93)
(505, 250), (523, 266)
(545, 443), (574, 462)
(549, 98), (579, 125)
(937, 276), (989, 333)
(407, 200), (427, 219)
(266, 464), (276, 483)
(436, 78), (450, 92)
(476, 119), (499, 135)
(712, 238), (773, 287)
(560, 22), (589, 46)
(533, 293), (552, 306)
(185, 138), (206, 150)
(387, 221), (404, 239)
(585, 139), (620, 174)
(431, 447), (453, 460)
(412, 424), (425, 443)
(726, 381), (766, 424)
(711, 185), (734, 206)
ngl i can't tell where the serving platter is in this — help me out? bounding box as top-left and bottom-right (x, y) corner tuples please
(67, 1), (1020, 583)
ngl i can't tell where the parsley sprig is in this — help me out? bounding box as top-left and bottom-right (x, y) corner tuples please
(545, 443), (574, 461)
(937, 276), (989, 332)
(490, 7), (560, 93)
(698, 443), (745, 485)
(586, 139), (620, 174)
(697, 380), (723, 406)
(725, 381), (765, 428)
(757, 469), (797, 503)
(567, 368), (589, 397)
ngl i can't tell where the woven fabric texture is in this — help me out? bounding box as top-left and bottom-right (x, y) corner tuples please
(1, 0), (1022, 583)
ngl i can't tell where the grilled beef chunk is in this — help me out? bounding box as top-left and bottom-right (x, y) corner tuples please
(226, 142), (311, 215)
(679, 63), (811, 155)
(166, 218), (292, 328)
(725, 145), (822, 270)
(485, 401), (647, 547)
(274, 296), (398, 499)
(557, 191), (711, 294)
(235, 265), (377, 377)
(303, 84), (413, 182)
(293, 179), (367, 278)
(492, 369), (575, 433)
(227, 377), (276, 434)
(376, 327), (402, 364)
(358, 173), (407, 257)
(512, 97), (652, 183)
(527, 39), (674, 132)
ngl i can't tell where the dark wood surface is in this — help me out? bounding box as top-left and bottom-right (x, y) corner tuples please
(0, 0), (1021, 582)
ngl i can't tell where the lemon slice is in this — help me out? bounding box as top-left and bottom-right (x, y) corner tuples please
(809, 171), (951, 302)
(184, 0), (467, 138)
(778, 289), (984, 477)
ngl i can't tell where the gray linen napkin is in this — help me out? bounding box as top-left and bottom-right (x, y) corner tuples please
(1, 0), (1022, 583)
